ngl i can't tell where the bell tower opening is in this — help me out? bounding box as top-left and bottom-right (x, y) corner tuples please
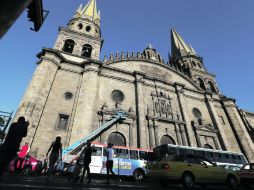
(81, 44), (92, 58)
(63, 39), (75, 53)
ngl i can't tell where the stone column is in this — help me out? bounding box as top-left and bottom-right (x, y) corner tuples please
(195, 131), (202, 147)
(129, 121), (135, 147)
(148, 123), (155, 149)
(153, 120), (159, 146)
(99, 114), (109, 144)
(175, 124), (182, 145)
(205, 93), (229, 150)
(222, 99), (254, 162)
(134, 71), (148, 148)
(70, 61), (101, 145)
(179, 124), (187, 146)
(174, 83), (196, 146)
(214, 136), (220, 150)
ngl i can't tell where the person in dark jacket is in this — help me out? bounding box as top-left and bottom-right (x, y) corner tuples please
(80, 140), (95, 184)
(0, 116), (28, 178)
(46, 136), (62, 181)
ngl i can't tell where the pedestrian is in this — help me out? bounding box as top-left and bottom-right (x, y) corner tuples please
(15, 143), (30, 173)
(80, 140), (94, 184)
(41, 156), (48, 175)
(106, 143), (115, 183)
(46, 136), (62, 181)
(0, 116), (28, 178)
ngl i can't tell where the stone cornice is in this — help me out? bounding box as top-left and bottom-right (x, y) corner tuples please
(37, 48), (103, 68)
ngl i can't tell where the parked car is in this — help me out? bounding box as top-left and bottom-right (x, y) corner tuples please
(237, 163), (254, 189)
(146, 154), (239, 189)
(9, 155), (43, 175)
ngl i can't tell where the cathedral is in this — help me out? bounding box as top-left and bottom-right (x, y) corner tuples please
(14, 0), (254, 162)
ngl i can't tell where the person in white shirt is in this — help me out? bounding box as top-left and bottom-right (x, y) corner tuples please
(106, 143), (115, 183)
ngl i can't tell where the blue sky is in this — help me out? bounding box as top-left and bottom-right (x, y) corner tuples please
(1, 0), (254, 114)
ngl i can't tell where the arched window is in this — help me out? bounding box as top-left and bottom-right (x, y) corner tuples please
(193, 108), (202, 120)
(81, 44), (92, 58)
(208, 81), (217, 93)
(108, 132), (126, 146)
(63, 39), (75, 53)
(160, 135), (176, 145)
(197, 78), (206, 90)
(203, 144), (213, 149)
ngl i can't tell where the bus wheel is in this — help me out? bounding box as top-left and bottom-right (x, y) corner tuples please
(133, 169), (144, 181)
(181, 172), (195, 189)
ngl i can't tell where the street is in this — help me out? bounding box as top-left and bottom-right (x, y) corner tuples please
(1, 173), (253, 190)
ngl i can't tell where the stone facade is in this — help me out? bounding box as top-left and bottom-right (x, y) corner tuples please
(13, 0), (254, 162)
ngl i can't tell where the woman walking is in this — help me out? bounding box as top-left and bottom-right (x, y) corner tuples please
(46, 136), (62, 181)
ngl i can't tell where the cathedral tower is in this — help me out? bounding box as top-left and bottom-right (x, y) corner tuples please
(170, 29), (219, 94)
(14, 0), (103, 157)
(54, 0), (102, 60)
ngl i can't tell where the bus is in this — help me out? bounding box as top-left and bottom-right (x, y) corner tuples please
(64, 142), (154, 181)
(153, 144), (248, 167)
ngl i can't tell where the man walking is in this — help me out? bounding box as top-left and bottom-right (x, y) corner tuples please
(106, 143), (115, 183)
(80, 140), (94, 184)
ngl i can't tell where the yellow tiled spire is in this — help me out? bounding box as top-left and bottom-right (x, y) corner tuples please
(81, 0), (100, 21)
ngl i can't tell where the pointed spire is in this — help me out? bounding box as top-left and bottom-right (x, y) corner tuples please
(73, 4), (83, 18)
(81, 0), (100, 21)
(171, 28), (196, 57)
(96, 10), (101, 21)
(73, 0), (100, 22)
(189, 44), (197, 55)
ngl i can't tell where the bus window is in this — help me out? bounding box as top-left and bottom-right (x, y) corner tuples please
(213, 153), (220, 162)
(205, 151), (214, 161)
(236, 155), (242, 164)
(130, 150), (139, 160)
(117, 148), (129, 159)
(168, 147), (177, 155)
(196, 151), (206, 158)
(218, 153), (222, 162)
(92, 147), (102, 156)
(196, 150), (202, 156)
(179, 148), (188, 154)
(240, 155), (247, 164)
(103, 147), (107, 157)
(139, 151), (148, 160)
(230, 154), (237, 164)
(153, 145), (168, 161)
(220, 153), (228, 163)
(113, 148), (119, 158)
(187, 149), (195, 155)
